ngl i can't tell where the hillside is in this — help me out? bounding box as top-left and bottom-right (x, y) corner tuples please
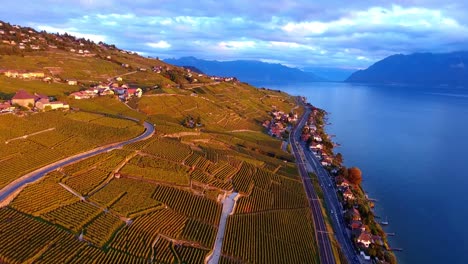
(164, 56), (324, 85)
(346, 51), (468, 85)
(0, 21), (323, 264)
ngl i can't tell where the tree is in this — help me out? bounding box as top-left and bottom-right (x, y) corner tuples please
(334, 153), (343, 166)
(347, 167), (362, 185)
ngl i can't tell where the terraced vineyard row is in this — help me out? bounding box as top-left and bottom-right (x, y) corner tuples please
(231, 162), (257, 195)
(65, 168), (111, 196)
(180, 218), (217, 248)
(10, 171), (77, 216)
(152, 185), (222, 225)
(83, 212), (125, 247)
(41, 201), (101, 232)
(222, 208), (319, 264)
(89, 178), (161, 217)
(111, 209), (186, 259)
(0, 208), (71, 264)
(121, 154), (190, 185)
(175, 246), (210, 264)
(142, 138), (192, 162)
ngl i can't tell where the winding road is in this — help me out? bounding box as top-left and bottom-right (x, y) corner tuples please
(0, 118), (155, 204)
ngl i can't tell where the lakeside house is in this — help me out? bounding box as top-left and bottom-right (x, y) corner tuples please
(357, 232), (372, 248)
(343, 188), (355, 200)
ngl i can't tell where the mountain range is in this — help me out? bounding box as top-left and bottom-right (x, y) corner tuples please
(164, 57), (324, 85)
(346, 51), (468, 85)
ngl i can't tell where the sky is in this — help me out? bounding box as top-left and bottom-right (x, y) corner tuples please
(1, 0), (468, 69)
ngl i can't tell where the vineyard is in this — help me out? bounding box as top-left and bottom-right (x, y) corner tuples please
(0, 74), (321, 263)
(120, 154), (190, 185)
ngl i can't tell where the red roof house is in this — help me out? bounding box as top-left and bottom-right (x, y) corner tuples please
(11, 90), (35, 108)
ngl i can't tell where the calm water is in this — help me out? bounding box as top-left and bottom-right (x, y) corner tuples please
(267, 82), (468, 264)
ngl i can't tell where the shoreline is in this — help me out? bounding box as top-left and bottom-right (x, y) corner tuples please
(298, 98), (397, 263)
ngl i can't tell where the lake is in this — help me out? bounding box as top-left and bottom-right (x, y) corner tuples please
(265, 82), (468, 264)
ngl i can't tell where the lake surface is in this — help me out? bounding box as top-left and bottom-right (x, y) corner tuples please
(266, 82), (468, 264)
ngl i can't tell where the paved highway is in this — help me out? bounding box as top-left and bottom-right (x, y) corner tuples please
(290, 106), (336, 264)
(291, 99), (361, 264)
(0, 119), (155, 203)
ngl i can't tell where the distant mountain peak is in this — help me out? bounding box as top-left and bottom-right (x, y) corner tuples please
(164, 57), (324, 85)
(346, 51), (468, 86)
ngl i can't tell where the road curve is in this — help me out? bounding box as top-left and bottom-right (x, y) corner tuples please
(0, 119), (155, 203)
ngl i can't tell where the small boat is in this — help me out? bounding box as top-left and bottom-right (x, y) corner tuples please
(380, 217), (389, 225)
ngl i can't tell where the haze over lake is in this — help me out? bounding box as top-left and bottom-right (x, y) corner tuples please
(266, 82), (468, 264)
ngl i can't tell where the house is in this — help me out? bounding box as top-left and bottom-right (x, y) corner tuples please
(349, 220), (363, 230)
(67, 79), (78, 85)
(0, 101), (15, 113)
(339, 179), (351, 188)
(36, 98), (69, 111)
(0, 30), (4, 35)
(127, 87), (143, 98)
(70, 48), (76, 52)
(357, 232), (372, 248)
(343, 188), (355, 200)
(70, 91), (91, 100)
(29, 72), (45, 78)
(98, 87), (114, 96)
(4, 70), (19, 78)
(34, 93), (49, 101)
(349, 208), (361, 221)
(115, 77), (123, 82)
(12, 90), (35, 108)
(310, 143), (323, 150)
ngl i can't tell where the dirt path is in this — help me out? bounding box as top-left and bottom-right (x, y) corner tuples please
(5, 127), (55, 144)
(206, 192), (239, 264)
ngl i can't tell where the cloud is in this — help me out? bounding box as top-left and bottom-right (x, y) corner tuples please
(35, 25), (107, 43)
(147, 41), (171, 49)
(2, 1), (468, 69)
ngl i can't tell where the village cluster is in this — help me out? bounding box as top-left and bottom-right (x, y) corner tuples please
(301, 109), (334, 167)
(301, 107), (390, 260)
(337, 180), (385, 254)
(69, 79), (143, 101)
(263, 109), (298, 139)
